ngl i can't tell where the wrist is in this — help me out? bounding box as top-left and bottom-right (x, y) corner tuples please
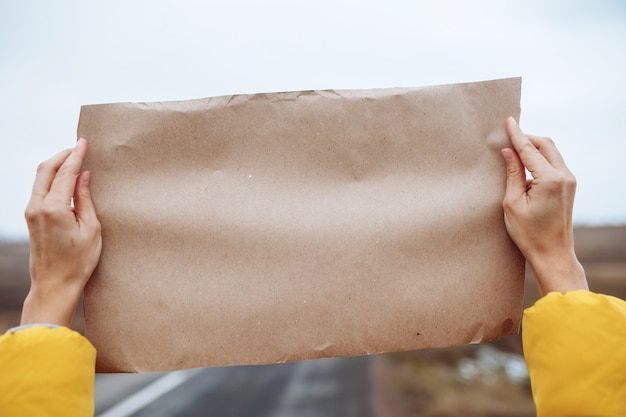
(21, 285), (82, 328)
(527, 252), (588, 297)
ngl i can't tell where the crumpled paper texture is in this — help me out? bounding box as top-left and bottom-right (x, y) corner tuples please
(80, 77), (524, 373)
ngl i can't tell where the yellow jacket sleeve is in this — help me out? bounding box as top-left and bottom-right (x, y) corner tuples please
(0, 326), (96, 417)
(523, 290), (626, 417)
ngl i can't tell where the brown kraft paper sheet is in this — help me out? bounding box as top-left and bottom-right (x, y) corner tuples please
(79, 77), (525, 373)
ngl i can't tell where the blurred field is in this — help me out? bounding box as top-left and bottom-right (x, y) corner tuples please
(1, 226), (625, 416)
(377, 225), (626, 417)
(0, 241), (29, 331)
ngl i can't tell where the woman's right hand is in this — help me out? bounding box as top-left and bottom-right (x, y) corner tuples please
(501, 117), (588, 297)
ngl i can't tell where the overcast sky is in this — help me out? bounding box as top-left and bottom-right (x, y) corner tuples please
(1, 0), (625, 239)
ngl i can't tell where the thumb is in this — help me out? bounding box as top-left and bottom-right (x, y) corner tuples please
(73, 171), (99, 227)
(501, 148), (527, 204)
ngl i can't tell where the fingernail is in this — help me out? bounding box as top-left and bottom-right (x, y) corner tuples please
(508, 116), (518, 127)
(81, 171), (91, 185)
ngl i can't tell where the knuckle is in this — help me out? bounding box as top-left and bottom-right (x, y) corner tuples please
(92, 220), (102, 235)
(530, 134), (554, 148)
(540, 136), (555, 147)
(36, 161), (48, 174)
(40, 201), (64, 219)
(565, 172), (577, 188)
(545, 170), (576, 193)
(505, 159), (519, 173)
(545, 173), (564, 187)
(55, 163), (73, 177)
(79, 187), (92, 199)
(81, 213), (102, 234)
(24, 200), (67, 225)
(506, 165), (521, 178)
(557, 171), (573, 185)
(518, 140), (538, 156)
(521, 139), (536, 150)
(24, 204), (39, 222)
(502, 194), (516, 212)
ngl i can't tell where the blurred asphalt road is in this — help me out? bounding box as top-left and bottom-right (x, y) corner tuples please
(95, 355), (375, 417)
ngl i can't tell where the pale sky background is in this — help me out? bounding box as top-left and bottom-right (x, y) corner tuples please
(1, 0), (625, 239)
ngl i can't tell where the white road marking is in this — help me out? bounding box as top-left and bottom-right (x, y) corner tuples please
(272, 358), (340, 417)
(96, 368), (203, 417)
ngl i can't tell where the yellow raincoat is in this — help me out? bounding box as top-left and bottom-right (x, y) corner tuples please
(0, 290), (624, 416)
(0, 326), (95, 417)
(523, 290), (626, 416)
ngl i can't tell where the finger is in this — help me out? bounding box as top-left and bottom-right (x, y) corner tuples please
(501, 147), (527, 203)
(48, 138), (89, 203)
(73, 171), (100, 228)
(505, 117), (552, 177)
(30, 148), (73, 200)
(526, 134), (569, 171)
